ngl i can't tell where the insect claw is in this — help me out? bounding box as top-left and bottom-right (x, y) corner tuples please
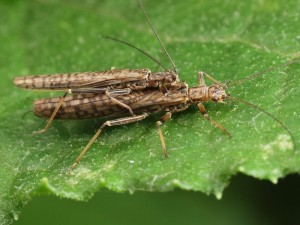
(68, 163), (77, 174)
(226, 131), (232, 139)
(32, 129), (46, 135)
(163, 151), (169, 159)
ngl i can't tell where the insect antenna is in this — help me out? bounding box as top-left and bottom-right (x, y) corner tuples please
(26, 96), (34, 102)
(22, 109), (34, 120)
(227, 59), (300, 87)
(138, 0), (178, 73)
(101, 35), (168, 71)
(227, 95), (296, 151)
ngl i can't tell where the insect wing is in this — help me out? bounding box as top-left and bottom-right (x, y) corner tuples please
(34, 89), (189, 120)
(13, 69), (150, 90)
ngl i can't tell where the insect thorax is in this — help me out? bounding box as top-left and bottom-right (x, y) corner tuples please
(188, 85), (227, 103)
(148, 71), (179, 88)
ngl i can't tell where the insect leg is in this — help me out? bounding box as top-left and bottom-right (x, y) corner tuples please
(197, 103), (231, 138)
(198, 72), (225, 87)
(106, 89), (134, 116)
(198, 72), (207, 86)
(156, 112), (172, 158)
(70, 88), (131, 95)
(70, 87), (108, 94)
(32, 92), (68, 134)
(71, 88), (134, 115)
(68, 113), (148, 173)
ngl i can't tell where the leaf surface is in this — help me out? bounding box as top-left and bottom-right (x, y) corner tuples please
(0, 0), (299, 224)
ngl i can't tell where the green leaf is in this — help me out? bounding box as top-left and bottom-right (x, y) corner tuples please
(0, 0), (299, 224)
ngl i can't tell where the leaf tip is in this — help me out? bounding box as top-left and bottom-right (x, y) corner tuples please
(214, 191), (223, 200)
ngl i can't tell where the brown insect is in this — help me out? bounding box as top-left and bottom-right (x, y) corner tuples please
(13, 0), (298, 173)
(14, 68), (180, 134)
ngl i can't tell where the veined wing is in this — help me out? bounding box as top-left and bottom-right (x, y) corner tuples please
(34, 89), (189, 119)
(14, 69), (150, 90)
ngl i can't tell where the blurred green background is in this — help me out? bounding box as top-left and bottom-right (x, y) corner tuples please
(14, 174), (300, 225)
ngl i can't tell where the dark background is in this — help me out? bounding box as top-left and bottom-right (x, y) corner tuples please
(14, 174), (300, 225)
